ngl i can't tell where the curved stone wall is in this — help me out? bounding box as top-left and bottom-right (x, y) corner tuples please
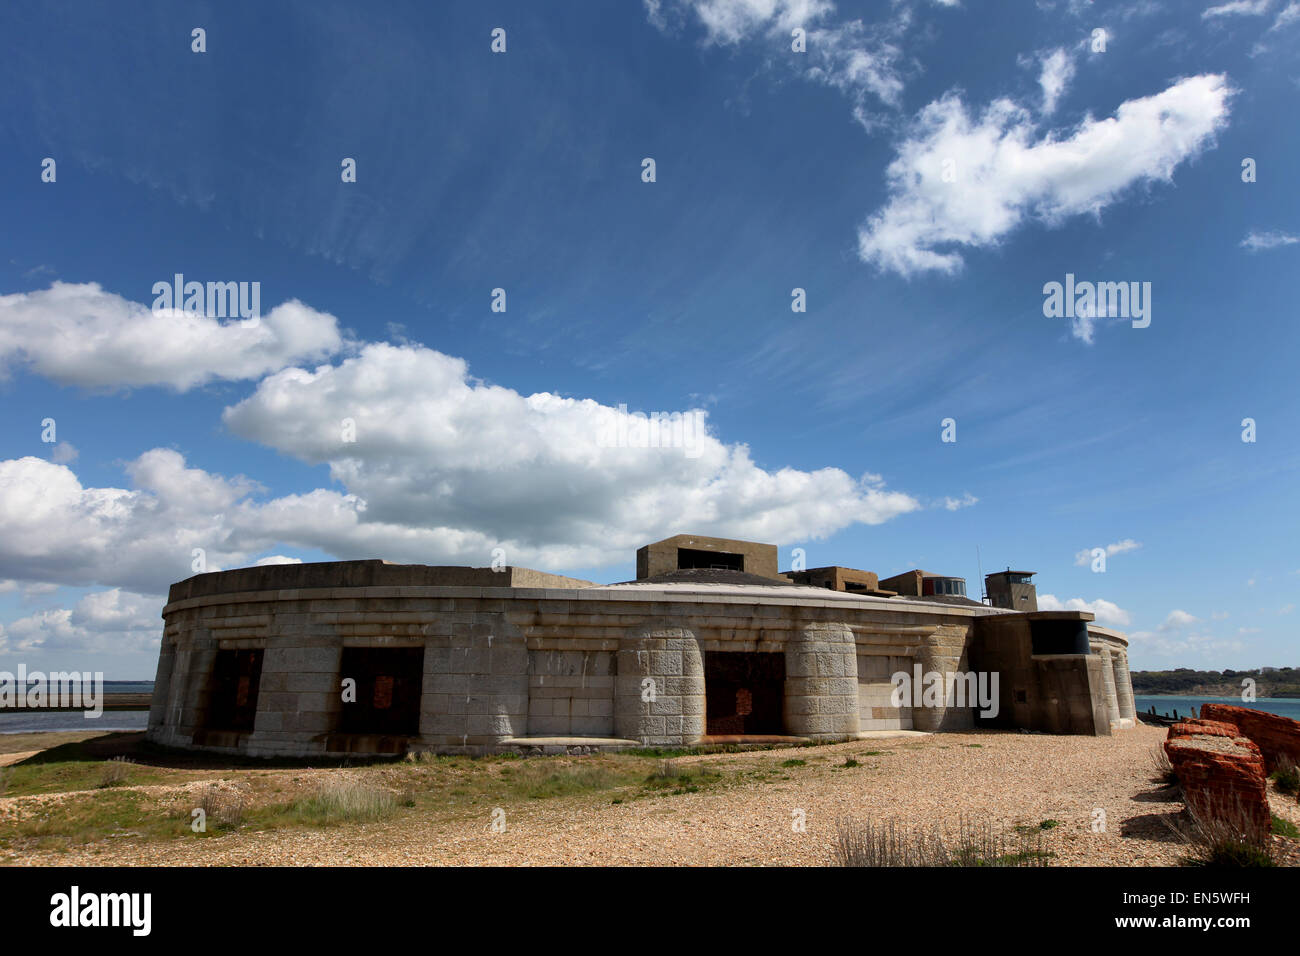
(614, 623), (705, 746)
(783, 622), (860, 741)
(146, 563), (1135, 757)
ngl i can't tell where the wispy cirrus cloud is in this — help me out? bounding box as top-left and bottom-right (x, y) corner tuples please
(1202, 0), (1273, 19)
(1240, 229), (1298, 251)
(644, 0), (923, 117)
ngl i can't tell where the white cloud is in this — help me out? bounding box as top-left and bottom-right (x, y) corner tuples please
(1038, 47), (1076, 114)
(254, 555), (304, 566)
(665, 0), (836, 44)
(646, 0), (910, 113)
(0, 282), (345, 390)
(50, 441), (78, 465)
(1073, 538), (1142, 565)
(0, 341), (933, 593)
(1160, 608), (1198, 630)
(1202, 0), (1272, 18)
(1037, 593), (1132, 627)
(858, 74), (1234, 276)
(941, 493), (978, 511)
(221, 342), (923, 567)
(1273, 1), (1300, 28)
(1240, 229), (1299, 251)
(0, 588), (161, 656)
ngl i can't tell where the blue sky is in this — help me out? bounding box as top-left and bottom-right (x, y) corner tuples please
(1, 0), (1297, 678)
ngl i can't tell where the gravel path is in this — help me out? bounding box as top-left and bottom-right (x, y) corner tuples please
(11, 724), (1256, 867)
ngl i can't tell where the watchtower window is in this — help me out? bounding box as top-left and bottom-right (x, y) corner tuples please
(677, 547), (743, 572)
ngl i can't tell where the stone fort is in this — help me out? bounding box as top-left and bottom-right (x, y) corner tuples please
(146, 534), (1137, 757)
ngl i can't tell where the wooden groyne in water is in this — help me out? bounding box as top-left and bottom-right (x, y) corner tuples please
(0, 693), (152, 713)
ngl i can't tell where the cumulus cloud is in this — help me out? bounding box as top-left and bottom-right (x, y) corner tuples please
(221, 342), (923, 567)
(1160, 609), (1198, 630)
(0, 588), (162, 656)
(0, 346), (929, 593)
(1037, 593), (1132, 627)
(1073, 538), (1142, 566)
(858, 74), (1234, 276)
(0, 282), (345, 390)
(941, 493), (978, 510)
(1240, 229), (1298, 251)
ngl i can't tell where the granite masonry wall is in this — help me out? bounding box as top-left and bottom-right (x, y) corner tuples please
(146, 562), (1132, 757)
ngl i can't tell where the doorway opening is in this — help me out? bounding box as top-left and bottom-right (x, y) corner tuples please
(704, 651), (785, 735)
(203, 649), (264, 732)
(337, 647), (424, 736)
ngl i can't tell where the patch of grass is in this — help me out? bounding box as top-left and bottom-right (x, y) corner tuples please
(624, 747), (702, 759)
(1271, 815), (1299, 840)
(841, 758), (859, 768)
(0, 789), (191, 850)
(285, 777), (398, 824)
(96, 757), (132, 789)
(195, 785), (245, 834)
(1270, 755), (1299, 797)
(781, 759), (806, 768)
(1171, 799), (1276, 868)
(1, 741), (171, 797)
(641, 759), (722, 796)
(966, 744), (983, 748)
(507, 764), (626, 800)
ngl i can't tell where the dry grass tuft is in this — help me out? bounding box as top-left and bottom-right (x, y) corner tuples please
(833, 815), (1052, 867)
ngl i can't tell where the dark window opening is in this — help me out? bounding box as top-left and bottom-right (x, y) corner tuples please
(204, 649), (264, 732)
(337, 647), (424, 735)
(705, 652), (785, 735)
(677, 547), (744, 572)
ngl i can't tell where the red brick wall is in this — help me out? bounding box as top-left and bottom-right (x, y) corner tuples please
(1200, 703), (1300, 775)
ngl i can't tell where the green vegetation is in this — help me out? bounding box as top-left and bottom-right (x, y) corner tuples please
(287, 778), (399, 824)
(1270, 756), (1299, 797)
(1174, 803), (1277, 868)
(2, 740), (169, 796)
(1130, 666), (1300, 697)
(641, 760), (723, 795)
(1271, 815), (1299, 840)
(781, 758), (806, 768)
